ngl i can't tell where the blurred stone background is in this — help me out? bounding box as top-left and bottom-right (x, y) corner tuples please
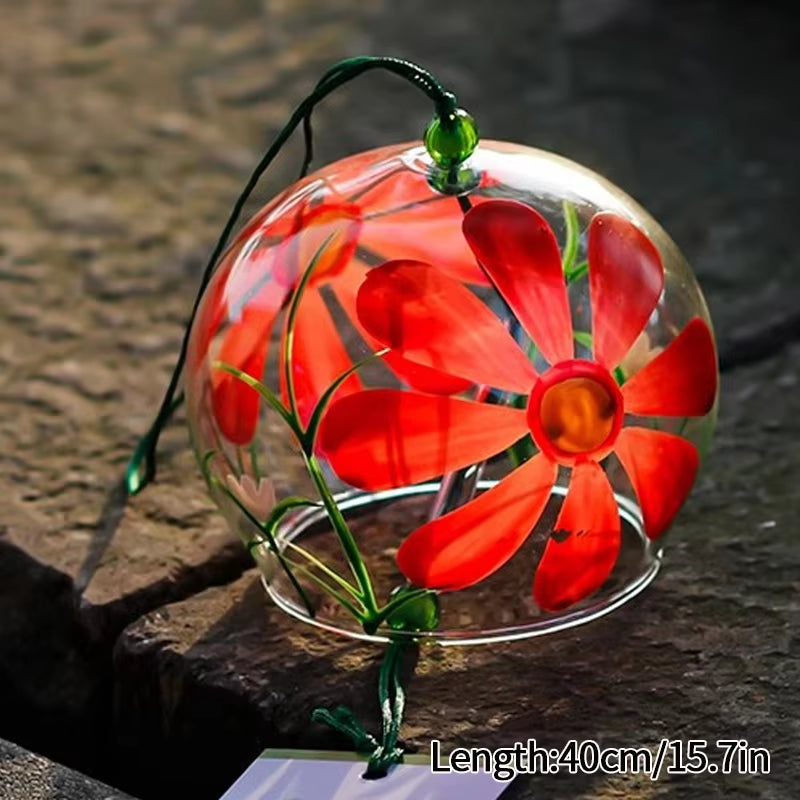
(0, 0), (798, 798)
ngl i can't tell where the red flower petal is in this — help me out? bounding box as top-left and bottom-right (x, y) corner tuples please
(222, 195), (358, 309)
(588, 213), (664, 370)
(188, 267), (228, 372)
(273, 201), (362, 290)
(614, 426), (699, 540)
(280, 289), (363, 428)
(356, 260), (537, 394)
(621, 317), (717, 417)
(355, 168), (490, 286)
(462, 199), (574, 365)
(332, 264), (473, 395)
(318, 390), (529, 490)
(533, 461), (620, 611)
(211, 306), (276, 445)
(397, 454), (557, 591)
(381, 351), (473, 395)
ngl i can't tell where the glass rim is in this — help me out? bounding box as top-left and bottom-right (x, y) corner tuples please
(259, 481), (662, 647)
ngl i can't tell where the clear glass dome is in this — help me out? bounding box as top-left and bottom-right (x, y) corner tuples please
(184, 140), (719, 645)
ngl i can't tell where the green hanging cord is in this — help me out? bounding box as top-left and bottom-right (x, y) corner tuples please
(297, 57), (362, 179)
(365, 640), (408, 779)
(125, 56), (479, 496)
(300, 56), (479, 178)
(312, 639), (413, 780)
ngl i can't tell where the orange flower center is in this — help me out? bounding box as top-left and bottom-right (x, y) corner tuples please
(540, 377), (615, 453)
(527, 360), (623, 466)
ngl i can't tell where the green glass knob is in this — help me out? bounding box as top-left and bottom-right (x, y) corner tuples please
(424, 108), (479, 169)
(387, 586), (440, 633)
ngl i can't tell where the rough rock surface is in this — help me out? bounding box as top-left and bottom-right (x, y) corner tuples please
(1, 0), (798, 798)
(1, 0), (360, 780)
(0, 738), (137, 800)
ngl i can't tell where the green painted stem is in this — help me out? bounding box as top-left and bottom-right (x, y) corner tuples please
(566, 259), (588, 283)
(303, 452), (380, 620)
(282, 235), (336, 423)
(280, 556), (366, 620)
(562, 200), (580, 275)
(283, 539), (362, 600)
(217, 480), (316, 618)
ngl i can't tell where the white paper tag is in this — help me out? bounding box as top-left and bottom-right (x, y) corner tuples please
(219, 749), (509, 800)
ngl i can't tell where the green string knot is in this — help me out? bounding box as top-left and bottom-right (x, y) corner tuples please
(311, 706), (379, 754)
(312, 641), (412, 780)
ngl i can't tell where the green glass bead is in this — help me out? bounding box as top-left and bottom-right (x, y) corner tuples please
(387, 586), (440, 633)
(424, 108), (479, 169)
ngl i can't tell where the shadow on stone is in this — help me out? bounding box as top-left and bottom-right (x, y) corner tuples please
(0, 537), (110, 780)
(75, 478), (129, 596)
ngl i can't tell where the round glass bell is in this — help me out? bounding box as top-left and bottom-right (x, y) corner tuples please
(184, 139), (718, 645)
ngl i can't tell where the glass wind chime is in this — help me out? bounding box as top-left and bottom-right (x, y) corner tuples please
(126, 57), (718, 778)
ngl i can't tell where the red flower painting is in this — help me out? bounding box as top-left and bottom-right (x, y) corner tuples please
(319, 199), (718, 611)
(192, 158), (493, 445)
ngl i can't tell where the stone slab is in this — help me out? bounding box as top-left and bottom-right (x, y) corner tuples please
(0, 0), (369, 778)
(112, 350), (800, 800)
(0, 738), (137, 800)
